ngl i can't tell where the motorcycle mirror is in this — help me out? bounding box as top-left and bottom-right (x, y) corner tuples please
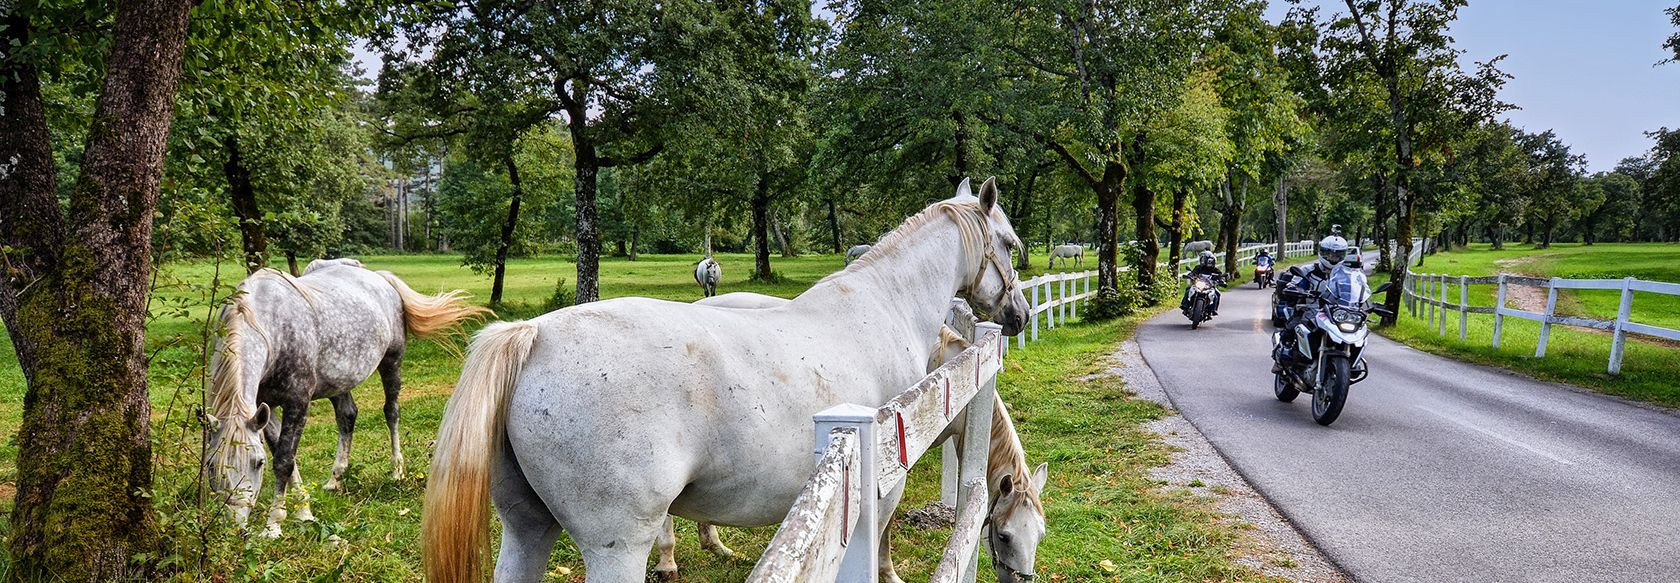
(1371, 305), (1395, 318)
(1373, 281), (1393, 294)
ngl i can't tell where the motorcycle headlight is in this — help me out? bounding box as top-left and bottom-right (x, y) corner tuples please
(1193, 280), (1209, 290)
(1337, 321), (1358, 333)
(1331, 307), (1366, 326)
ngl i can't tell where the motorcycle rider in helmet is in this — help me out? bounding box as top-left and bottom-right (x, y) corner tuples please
(1181, 250), (1226, 316)
(1273, 236), (1351, 368)
(1255, 249), (1274, 269)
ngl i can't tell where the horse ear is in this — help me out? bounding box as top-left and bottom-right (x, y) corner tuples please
(955, 177), (973, 199)
(997, 475), (1014, 496)
(203, 411), (220, 432)
(247, 403), (271, 432)
(978, 176), (998, 213)
(1031, 462), (1048, 493)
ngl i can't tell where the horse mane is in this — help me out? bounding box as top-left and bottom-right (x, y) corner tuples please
(988, 397), (1044, 511)
(209, 293), (267, 420)
(818, 197), (1012, 285)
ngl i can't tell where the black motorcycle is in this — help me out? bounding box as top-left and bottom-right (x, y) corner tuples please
(1181, 273), (1221, 329)
(1270, 268), (1394, 425)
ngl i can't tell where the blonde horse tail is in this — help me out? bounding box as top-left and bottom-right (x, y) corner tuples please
(422, 321), (540, 583)
(376, 271), (493, 341)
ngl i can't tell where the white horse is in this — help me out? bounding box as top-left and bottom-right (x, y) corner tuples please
(1049, 243), (1084, 268)
(422, 178), (1029, 582)
(694, 256), (721, 297)
(1183, 239), (1214, 256)
(668, 295), (1050, 582)
(845, 243), (872, 264)
(204, 259), (488, 537)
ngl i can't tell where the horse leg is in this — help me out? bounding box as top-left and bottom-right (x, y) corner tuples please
(263, 400), (310, 538)
(699, 522), (737, 558)
(378, 352), (406, 480)
(655, 515), (679, 580)
(325, 394), (357, 492)
(490, 438), (563, 583)
(877, 480), (909, 583)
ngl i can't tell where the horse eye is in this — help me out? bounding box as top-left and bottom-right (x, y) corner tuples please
(997, 532), (1012, 544)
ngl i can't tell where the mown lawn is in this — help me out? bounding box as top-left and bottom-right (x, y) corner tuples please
(1377, 242), (1680, 407)
(0, 251), (1259, 581)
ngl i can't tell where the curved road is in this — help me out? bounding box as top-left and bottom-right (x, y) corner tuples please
(1137, 264), (1680, 582)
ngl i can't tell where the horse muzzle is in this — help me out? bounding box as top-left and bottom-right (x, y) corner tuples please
(999, 304), (1026, 336)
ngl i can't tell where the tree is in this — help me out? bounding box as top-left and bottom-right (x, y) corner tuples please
(1663, 3), (1680, 64)
(0, 1), (197, 577)
(991, 0), (1215, 305)
(1516, 129), (1584, 249)
(1577, 172), (1641, 244)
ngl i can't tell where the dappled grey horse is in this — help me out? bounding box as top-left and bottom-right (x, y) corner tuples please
(846, 243), (872, 264)
(1049, 243), (1084, 268)
(422, 178), (1030, 582)
(204, 259), (488, 537)
(694, 256), (721, 297)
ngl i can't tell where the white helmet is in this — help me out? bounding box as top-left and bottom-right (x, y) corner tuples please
(1317, 235), (1349, 270)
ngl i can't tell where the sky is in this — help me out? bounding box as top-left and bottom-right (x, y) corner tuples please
(356, 1), (1679, 172)
(1274, 0), (1679, 172)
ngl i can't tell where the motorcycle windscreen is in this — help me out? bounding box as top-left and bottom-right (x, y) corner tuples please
(1321, 266), (1371, 307)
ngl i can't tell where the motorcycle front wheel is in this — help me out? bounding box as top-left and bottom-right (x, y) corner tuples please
(1274, 370), (1299, 402)
(1312, 354), (1350, 426)
(1189, 298), (1205, 329)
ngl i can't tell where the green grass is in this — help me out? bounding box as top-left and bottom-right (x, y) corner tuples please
(1377, 242), (1680, 407)
(0, 251), (1259, 581)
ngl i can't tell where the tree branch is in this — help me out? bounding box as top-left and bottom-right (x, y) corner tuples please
(598, 143), (665, 168)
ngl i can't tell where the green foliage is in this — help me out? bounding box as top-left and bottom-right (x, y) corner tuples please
(541, 278), (575, 313)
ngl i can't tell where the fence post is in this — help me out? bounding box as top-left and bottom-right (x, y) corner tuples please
(812, 404), (879, 582)
(1426, 274), (1435, 329)
(1458, 275), (1468, 341)
(1045, 278), (1056, 329)
(1493, 274), (1507, 349)
(1060, 276), (1069, 323)
(1438, 274), (1447, 336)
(1608, 277), (1635, 375)
(1030, 282), (1039, 342)
(1405, 273), (1415, 317)
(1535, 277), (1560, 358)
(960, 323), (1001, 583)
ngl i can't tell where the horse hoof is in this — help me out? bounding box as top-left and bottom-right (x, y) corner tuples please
(323, 480), (343, 493)
(295, 507), (317, 523)
(258, 524), (283, 539)
(653, 568), (678, 581)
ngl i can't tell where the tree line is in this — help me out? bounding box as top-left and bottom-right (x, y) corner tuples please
(2, 0), (1679, 577)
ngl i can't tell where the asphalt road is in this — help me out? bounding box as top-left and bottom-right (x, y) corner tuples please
(1136, 263), (1680, 582)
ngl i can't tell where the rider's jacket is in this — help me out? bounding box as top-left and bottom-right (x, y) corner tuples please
(1277, 262), (1332, 303)
(1255, 255), (1274, 268)
(1185, 264), (1223, 281)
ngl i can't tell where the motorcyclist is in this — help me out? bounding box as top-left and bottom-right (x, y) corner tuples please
(1255, 249), (1275, 269)
(1181, 250), (1225, 315)
(1274, 235), (1351, 366)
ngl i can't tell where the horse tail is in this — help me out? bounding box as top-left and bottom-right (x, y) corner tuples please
(376, 271), (493, 341)
(422, 321), (541, 583)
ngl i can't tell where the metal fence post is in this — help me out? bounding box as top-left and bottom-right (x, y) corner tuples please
(958, 324), (1000, 583)
(1493, 274), (1507, 349)
(1535, 277), (1560, 358)
(1458, 275), (1468, 341)
(1608, 277), (1635, 375)
(812, 404), (879, 582)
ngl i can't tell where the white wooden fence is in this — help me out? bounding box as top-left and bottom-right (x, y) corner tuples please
(1402, 272), (1680, 374)
(747, 322), (1005, 583)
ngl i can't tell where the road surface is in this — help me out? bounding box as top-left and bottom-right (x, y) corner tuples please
(1136, 266), (1680, 582)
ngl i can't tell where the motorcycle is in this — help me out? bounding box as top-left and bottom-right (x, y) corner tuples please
(1254, 261), (1275, 289)
(1270, 267), (1394, 425)
(1181, 273), (1221, 329)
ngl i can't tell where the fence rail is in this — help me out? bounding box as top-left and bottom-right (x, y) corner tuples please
(1402, 271), (1680, 374)
(748, 323), (1004, 583)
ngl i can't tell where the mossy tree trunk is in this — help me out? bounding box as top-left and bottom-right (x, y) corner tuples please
(0, 0), (194, 578)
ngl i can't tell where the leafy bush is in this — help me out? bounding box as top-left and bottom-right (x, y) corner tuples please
(542, 277), (575, 312)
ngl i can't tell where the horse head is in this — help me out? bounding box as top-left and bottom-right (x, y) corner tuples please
(988, 462), (1049, 583)
(203, 403), (271, 526)
(952, 177), (1028, 336)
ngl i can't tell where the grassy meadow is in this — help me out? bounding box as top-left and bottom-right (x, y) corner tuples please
(0, 251), (1268, 581)
(1376, 242), (1680, 407)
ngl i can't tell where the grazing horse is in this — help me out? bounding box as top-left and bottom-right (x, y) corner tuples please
(204, 260), (488, 537)
(1183, 239), (1215, 257)
(422, 178), (1029, 582)
(845, 243), (872, 264)
(1049, 244), (1084, 269)
(694, 256), (721, 297)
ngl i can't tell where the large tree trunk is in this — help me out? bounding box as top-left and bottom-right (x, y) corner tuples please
(224, 133), (268, 273)
(0, 1), (193, 577)
(1166, 189), (1189, 267)
(772, 213), (795, 258)
(491, 156), (525, 304)
(1012, 164), (1044, 270)
(629, 227), (639, 261)
(1127, 142), (1158, 294)
(573, 156), (601, 303)
(1539, 214), (1555, 249)
(751, 177), (773, 281)
(826, 198), (842, 253)
(1219, 176), (1246, 276)
(1095, 161), (1127, 294)
(1274, 174), (1289, 261)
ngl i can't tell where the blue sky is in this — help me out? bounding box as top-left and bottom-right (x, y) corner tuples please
(1275, 0), (1680, 171)
(356, 1), (1679, 172)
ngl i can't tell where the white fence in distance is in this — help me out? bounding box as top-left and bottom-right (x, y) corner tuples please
(1402, 272), (1680, 374)
(747, 323), (1006, 583)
